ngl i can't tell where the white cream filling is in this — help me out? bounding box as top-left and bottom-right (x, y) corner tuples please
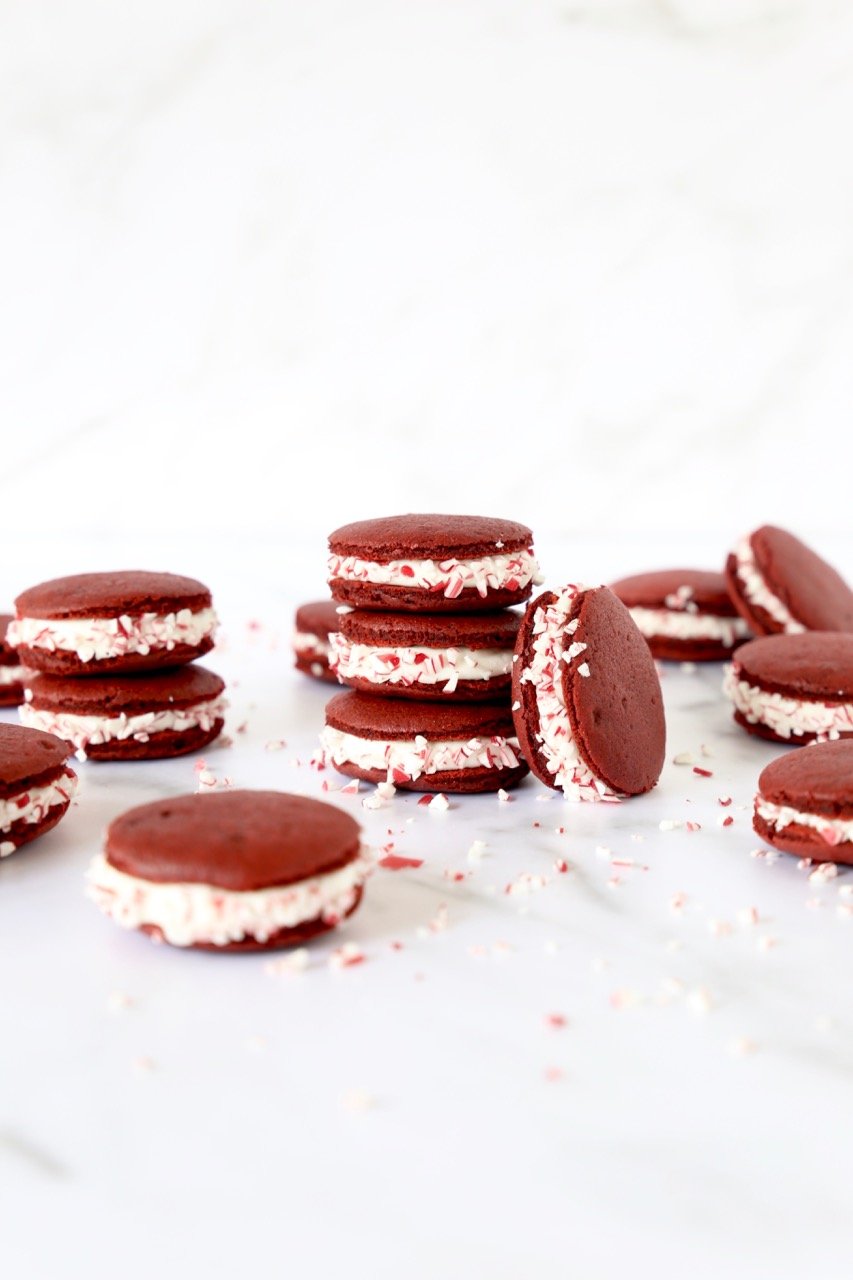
(755, 799), (853, 846)
(328, 549), (542, 600)
(521, 586), (620, 803)
(630, 606), (751, 646)
(329, 634), (512, 693)
(86, 844), (374, 947)
(733, 537), (805, 634)
(0, 664), (29, 686)
(20, 696), (226, 758)
(0, 770), (77, 840)
(293, 630), (331, 660)
(8, 606), (218, 663)
(321, 726), (521, 783)
(724, 666), (853, 740)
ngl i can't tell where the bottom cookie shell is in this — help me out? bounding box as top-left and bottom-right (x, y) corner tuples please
(733, 710), (819, 746)
(79, 719), (225, 761)
(646, 637), (740, 663)
(752, 814), (853, 864)
(138, 887), (365, 952)
(332, 760), (528, 794)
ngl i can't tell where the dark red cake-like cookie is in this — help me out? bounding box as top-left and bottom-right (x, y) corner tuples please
(87, 790), (373, 951)
(0, 613), (28, 707)
(725, 633), (853, 745)
(0, 722), (77, 858)
(293, 600), (341, 684)
(9, 571), (217, 675)
(726, 526), (853, 636)
(329, 609), (520, 702)
(328, 514), (541, 613)
(753, 739), (853, 863)
(21, 665), (226, 761)
(511, 585), (665, 800)
(322, 690), (528, 793)
(610, 568), (751, 661)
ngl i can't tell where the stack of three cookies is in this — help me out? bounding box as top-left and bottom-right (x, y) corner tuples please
(320, 515), (542, 795)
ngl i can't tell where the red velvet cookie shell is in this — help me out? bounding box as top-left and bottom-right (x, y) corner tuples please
(731, 633), (853, 701)
(15, 571), (212, 620)
(329, 514), (533, 561)
(295, 600), (341, 638)
(725, 527), (853, 636)
(106, 790), (363, 891)
(611, 568), (740, 616)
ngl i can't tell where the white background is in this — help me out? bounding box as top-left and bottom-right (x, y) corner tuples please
(1, 0), (852, 546)
(3, 5), (853, 1280)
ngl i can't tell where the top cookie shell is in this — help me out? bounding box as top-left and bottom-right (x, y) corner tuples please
(0, 722), (73, 798)
(727, 527), (853, 634)
(732, 633), (853, 699)
(106, 790), (363, 891)
(611, 568), (739, 617)
(758, 740), (853, 820)
(16, 571), (212, 620)
(295, 600), (341, 638)
(329, 514), (533, 560)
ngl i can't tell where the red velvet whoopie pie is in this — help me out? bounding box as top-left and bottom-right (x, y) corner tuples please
(87, 790), (373, 951)
(0, 722), (77, 858)
(322, 690), (528, 793)
(511, 585), (666, 801)
(9, 571), (217, 676)
(328, 514), (541, 613)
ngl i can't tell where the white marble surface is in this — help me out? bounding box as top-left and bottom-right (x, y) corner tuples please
(1, 532), (853, 1279)
(1, 0), (852, 539)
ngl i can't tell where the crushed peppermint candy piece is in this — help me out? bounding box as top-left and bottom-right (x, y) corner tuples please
(362, 782), (396, 810)
(379, 854), (424, 870)
(544, 1013), (568, 1029)
(329, 943), (366, 969)
(467, 840), (488, 863)
(265, 949), (310, 976)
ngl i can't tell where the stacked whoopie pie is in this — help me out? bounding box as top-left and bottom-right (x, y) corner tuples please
(320, 514), (542, 794)
(10, 571), (225, 762)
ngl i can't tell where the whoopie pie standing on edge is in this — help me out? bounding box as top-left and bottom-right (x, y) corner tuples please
(87, 791), (373, 951)
(610, 568), (751, 661)
(726, 525), (853, 636)
(20, 666), (227, 761)
(753, 740), (853, 864)
(0, 614), (31, 706)
(512, 584), (666, 801)
(322, 690), (528, 793)
(0, 723), (77, 858)
(329, 609), (520, 701)
(724, 633), (853, 745)
(292, 600), (342, 683)
(328, 514), (542, 613)
(8, 571), (218, 675)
